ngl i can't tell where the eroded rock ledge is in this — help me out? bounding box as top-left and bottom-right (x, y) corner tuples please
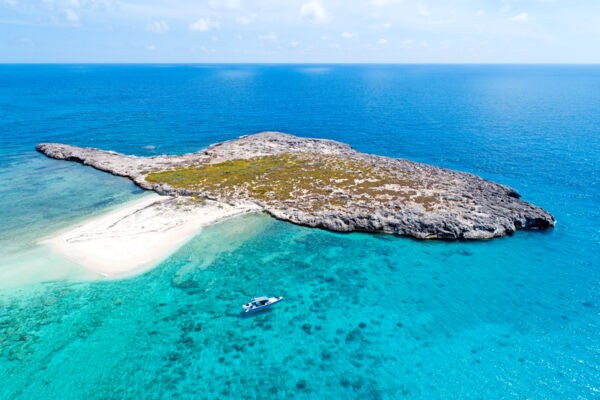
(36, 131), (554, 240)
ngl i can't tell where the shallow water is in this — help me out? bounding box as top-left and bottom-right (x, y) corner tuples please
(0, 65), (599, 399)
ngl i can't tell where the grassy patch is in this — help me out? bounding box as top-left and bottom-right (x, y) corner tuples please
(145, 153), (421, 211)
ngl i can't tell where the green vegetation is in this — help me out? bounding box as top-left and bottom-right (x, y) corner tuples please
(145, 153), (435, 211)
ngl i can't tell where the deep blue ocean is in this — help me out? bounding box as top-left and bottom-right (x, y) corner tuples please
(0, 65), (599, 399)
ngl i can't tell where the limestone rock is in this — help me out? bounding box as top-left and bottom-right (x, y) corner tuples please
(37, 131), (555, 240)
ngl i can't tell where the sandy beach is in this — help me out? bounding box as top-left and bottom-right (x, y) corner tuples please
(41, 194), (260, 278)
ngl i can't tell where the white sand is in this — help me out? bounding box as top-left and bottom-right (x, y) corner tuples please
(41, 194), (260, 278)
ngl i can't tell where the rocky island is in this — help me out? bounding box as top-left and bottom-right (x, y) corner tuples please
(37, 131), (554, 241)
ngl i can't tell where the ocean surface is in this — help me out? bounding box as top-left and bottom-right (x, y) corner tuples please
(0, 64), (599, 399)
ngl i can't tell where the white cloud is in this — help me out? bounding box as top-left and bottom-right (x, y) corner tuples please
(289, 41), (299, 47)
(17, 37), (35, 45)
(209, 0), (240, 9)
(371, 21), (391, 29)
(342, 32), (358, 39)
(300, 1), (330, 23)
(259, 32), (278, 41)
(511, 13), (533, 22)
(189, 18), (220, 32)
(199, 45), (216, 53)
(372, 0), (400, 5)
(2, 0), (577, 63)
(236, 14), (256, 25)
(146, 20), (169, 33)
(400, 39), (414, 48)
(145, 44), (157, 51)
(63, 8), (80, 26)
(418, 8), (431, 17)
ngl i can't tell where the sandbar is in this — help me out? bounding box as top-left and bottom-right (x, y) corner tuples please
(41, 194), (260, 278)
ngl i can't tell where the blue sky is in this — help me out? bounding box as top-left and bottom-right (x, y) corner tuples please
(1, 0), (599, 63)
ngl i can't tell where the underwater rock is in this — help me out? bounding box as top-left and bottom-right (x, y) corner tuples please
(345, 329), (362, 343)
(302, 323), (312, 334)
(296, 380), (307, 390)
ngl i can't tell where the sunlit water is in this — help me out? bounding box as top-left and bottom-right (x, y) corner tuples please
(0, 65), (599, 399)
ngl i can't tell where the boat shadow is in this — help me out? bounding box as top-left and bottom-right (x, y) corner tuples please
(237, 307), (275, 319)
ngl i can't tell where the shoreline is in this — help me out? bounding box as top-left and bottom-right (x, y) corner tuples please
(36, 132), (554, 240)
(40, 194), (260, 279)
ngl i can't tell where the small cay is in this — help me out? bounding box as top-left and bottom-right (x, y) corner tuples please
(37, 131), (554, 240)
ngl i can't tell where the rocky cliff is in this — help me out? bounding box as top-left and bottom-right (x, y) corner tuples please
(37, 131), (554, 240)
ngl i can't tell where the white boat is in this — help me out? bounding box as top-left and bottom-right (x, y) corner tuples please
(242, 296), (283, 312)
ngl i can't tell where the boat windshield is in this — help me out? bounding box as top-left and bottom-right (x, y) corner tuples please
(252, 297), (268, 304)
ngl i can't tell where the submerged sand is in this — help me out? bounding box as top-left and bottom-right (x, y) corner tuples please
(41, 194), (260, 278)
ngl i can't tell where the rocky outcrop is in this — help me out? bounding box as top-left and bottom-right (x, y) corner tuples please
(37, 131), (554, 240)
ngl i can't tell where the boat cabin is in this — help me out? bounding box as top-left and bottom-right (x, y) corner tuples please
(251, 297), (268, 306)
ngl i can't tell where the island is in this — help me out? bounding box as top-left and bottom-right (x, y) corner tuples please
(37, 131), (554, 241)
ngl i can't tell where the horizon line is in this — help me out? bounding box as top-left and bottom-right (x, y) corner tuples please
(1, 62), (600, 66)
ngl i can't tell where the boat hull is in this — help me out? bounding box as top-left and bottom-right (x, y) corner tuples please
(243, 297), (283, 312)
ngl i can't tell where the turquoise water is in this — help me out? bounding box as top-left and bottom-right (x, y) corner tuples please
(1, 65), (599, 399)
